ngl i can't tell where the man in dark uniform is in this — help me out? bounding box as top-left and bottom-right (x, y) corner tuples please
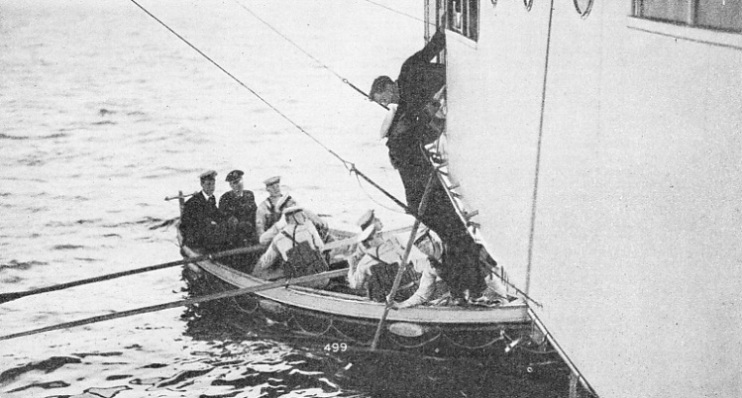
(219, 169), (258, 247)
(369, 28), (488, 300)
(369, 29), (453, 233)
(180, 170), (231, 252)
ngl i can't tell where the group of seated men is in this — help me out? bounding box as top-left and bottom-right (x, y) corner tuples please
(345, 210), (510, 308)
(181, 170), (509, 307)
(180, 170), (327, 269)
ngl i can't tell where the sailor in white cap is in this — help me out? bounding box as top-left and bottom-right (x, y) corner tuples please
(253, 205), (329, 288)
(180, 170), (231, 251)
(346, 209), (437, 271)
(257, 193), (328, 245)
(255, 176), (283, 237)
(345, 210), (432, 302)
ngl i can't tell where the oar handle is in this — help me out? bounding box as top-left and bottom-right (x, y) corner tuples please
(0, 234), (365, 306)
(0, 244), (266, 305)
(165, 192), (196, 201)
(0, 268), (349, 341)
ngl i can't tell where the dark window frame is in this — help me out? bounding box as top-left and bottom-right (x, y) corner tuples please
(447, 0), (480, 42)
(633, 0), (742, 33)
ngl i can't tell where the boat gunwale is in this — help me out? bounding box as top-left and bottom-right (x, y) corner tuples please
(182, 244), (530, 326)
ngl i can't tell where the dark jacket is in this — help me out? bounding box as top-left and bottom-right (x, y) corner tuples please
(219, 190), (258, 244)
(387, 30), (446, 170)
(181, 192), (226, 250)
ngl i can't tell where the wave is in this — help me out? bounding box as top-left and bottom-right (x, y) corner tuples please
(0, 356), (81, 385)
(51, 244), (85, 251)
(0, 134), (28, 140)
(0, 260), (47, 271)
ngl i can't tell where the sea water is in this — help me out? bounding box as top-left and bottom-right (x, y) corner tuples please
(0, 1), (567, 397)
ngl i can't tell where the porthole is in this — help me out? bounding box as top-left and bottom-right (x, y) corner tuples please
(523, 0), (533, 12)
(573, 0), (594, 18)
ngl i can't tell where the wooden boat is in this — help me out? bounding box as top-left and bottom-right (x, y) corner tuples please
(178, 227), (556, 369)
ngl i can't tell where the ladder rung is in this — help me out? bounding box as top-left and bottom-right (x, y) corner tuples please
(464, 210), (479, 220)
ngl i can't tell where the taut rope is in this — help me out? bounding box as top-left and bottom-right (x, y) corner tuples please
(525, 0), (557, 295)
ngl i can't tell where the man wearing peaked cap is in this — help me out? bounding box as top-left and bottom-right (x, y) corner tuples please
(225, 169), (244, 183)
(356, 209), (383, 232)
(200, 169), (217, 181)
(345, 209), (429, 303)
(258, 194), (329, 245)
(282, 205), (303, 216)
(263, 176), (280, 186)
(219, 169), (258, 249)
(255, 176), (283, 237)
(181, 170), (230, 251)
(345, 209), (382, 270)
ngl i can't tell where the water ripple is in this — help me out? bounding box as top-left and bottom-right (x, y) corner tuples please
(0, 260), (47, 270)
(0, 356), (82, 385)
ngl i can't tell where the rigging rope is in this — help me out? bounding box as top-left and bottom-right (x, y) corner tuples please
(127, 0), (411, 214)
(525, 0), (557, 295)
(129, 0), (351, 170)
(231, 0), (388, 111)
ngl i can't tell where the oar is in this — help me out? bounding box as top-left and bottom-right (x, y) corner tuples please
(164, 192), (196, 201)
(0, 244), (266, 305)
(0, 232), (365, 305)
(322, 226), (413, 252)
(0, 268), (349, 341)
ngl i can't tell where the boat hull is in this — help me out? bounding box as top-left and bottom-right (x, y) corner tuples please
(180, 242), (555, 365)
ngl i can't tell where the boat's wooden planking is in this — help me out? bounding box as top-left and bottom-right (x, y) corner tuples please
(182, 245), (529, 325)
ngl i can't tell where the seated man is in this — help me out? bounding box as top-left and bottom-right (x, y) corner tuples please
(258, 193), (328, 245)
(252, 206), (329, 288)
(255, 176), (284, 237)
(180, 170), (231, 251)
(347, 210), (441, 275)
(347, 216), (431, 303)
(219, 169), (258, 247)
